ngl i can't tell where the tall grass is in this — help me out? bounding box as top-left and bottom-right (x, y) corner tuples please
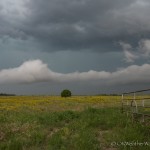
(0, 96), (149, 150)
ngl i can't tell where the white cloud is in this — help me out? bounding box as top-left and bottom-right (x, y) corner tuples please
(120, 39), (150, 62)
(124, 50), (138, 63)
(0, 59), (150, 85)
(119, 42), (138, 62)
(139, 39), (150, 57)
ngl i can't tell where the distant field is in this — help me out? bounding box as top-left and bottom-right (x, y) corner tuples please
(0, 96), (121, 111)
(0, 96), (149, 150)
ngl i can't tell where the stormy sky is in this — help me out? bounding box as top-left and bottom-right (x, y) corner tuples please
(0, 0), (150, 95)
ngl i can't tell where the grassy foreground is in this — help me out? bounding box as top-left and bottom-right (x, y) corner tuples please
(0, 96), (149, 150)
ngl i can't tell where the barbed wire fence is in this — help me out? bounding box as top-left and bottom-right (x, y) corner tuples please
(121, 89), (150, 123)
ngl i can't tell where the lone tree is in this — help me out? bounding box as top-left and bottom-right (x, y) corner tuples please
(61, 89), (72, 97)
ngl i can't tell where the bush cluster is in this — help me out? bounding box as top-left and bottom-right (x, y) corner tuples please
(61, 89), (72, 97)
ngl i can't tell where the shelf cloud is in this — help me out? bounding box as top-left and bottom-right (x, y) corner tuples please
(0, 59), (150, 85)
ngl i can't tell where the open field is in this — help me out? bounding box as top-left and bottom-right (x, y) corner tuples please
(0, 96), (121, 112)
(0, 96), (150, 150)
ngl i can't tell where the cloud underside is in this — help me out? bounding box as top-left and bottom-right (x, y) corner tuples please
(119, 39), (150, 63)
(1, 0), (150, 51)
(0, 59), (149, 85)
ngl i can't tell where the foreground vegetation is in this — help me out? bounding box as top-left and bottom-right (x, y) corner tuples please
(0, 96), (149, 150)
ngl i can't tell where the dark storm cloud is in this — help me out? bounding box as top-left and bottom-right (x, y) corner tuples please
(1, 0), (150, 52)
(23, 0), (136, 51)
(0, 0), (29, 40)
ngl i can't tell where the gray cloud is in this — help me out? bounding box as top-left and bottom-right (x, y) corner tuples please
(0, 59), (150, 86)
(120, 39), (150, 63)
(0, 0), (28, 39)
(1, 0), (150, 52)
(119, 42), (138, 62)
(139, 39), (150, 57)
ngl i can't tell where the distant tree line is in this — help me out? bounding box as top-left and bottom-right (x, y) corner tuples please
(97, 94), (121, 96)
(0, 93), (16, 96)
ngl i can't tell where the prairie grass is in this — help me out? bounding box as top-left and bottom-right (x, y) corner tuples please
(0, 96), (149, 150)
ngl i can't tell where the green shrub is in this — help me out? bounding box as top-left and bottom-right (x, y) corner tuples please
(61, 89), (72, 97)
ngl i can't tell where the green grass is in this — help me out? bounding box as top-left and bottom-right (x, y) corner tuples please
(0, 106), (149, 150)
(0, 96), (149, 150)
